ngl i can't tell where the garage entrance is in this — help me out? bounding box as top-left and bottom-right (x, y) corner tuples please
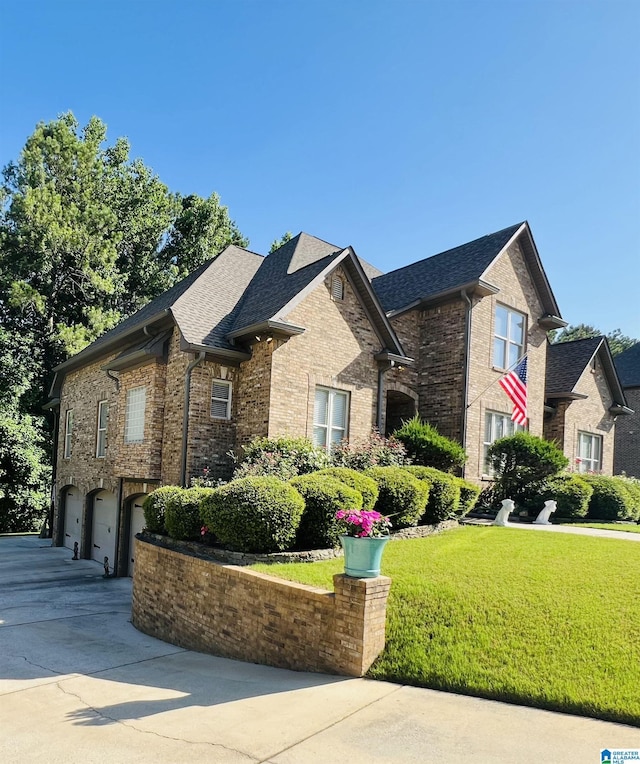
(91, 490), (118, 573)
(62, 488), (83, 552)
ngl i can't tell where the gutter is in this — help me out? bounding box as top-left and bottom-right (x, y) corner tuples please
(180, 351), (206, 486)
(460, 289), (473, 479)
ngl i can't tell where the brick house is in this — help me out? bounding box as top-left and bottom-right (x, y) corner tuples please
(48, 222), (631, 575)
(614, 342), (640, 477)
(544, 337), (631, 475)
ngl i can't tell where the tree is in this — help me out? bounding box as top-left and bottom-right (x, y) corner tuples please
(269, 231), (294, 253)
(550, 324), (637, 356)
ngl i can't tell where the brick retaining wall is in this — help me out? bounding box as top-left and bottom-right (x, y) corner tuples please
(132, 535), (391, 677)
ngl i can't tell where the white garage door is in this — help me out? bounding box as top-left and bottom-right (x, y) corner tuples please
(63, 488), (83, 552)
(91, 490), (118, 572)
(128, 498), (147, 576)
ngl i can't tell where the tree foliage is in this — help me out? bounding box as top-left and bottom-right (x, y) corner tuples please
(550, 324), (637, 357)
(269, 231), (294, 253)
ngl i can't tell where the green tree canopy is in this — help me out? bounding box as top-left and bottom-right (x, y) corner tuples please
(269, 231), (294, 253)
(550, 324), (637, 356)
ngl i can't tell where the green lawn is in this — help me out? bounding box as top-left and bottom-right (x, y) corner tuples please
(252, 526), (640, 726)
(559, 522), (640, 534)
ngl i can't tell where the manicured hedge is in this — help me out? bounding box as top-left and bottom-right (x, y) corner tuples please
(201, 476), (305, 553)
(583, 476), (635, 521)
(542, 475), (593, 519)
(290, 473), (362, 550)
(365, 466), (429, 528)
(394, 415), (467, 472)
(314, 467), (379, 510)
(455, 478), (481, 517)
(165, 487), (215, 540)
(403, 466), (460, 523)
(142, 486), (184, 534)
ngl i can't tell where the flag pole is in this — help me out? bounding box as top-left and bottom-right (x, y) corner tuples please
(465, 351), (528, 410)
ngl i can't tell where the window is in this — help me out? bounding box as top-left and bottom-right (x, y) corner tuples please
(64, 409), (73, 458)
(577, 431), (602, 473)
(313, 387), (349, 449)
(124, 386), (146, 443)
(331, 274), (344, 301)
(96, 400), (109, 458)
(493, 305), (525, 370)
(210, 379), (232, 419)
(483, 410), (525, 474)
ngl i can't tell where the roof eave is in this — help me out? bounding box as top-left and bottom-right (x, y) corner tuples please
(180, 338), (252, 365)
(226, 319), (306, 344)
(538, 315), (567, 330)
(545, 392), (589, 400)
(386, 279), (500, 317)
(374, 351), (415, 367)
(609, 404), (634, 416)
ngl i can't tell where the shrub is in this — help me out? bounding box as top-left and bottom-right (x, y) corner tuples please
(202, 476), (305, 553)
(488, 433), (569, 505)
(403, 466), (460, 523)
(142, 486), (183, 534)
(314, 467), (379, 510)
(393, 415), (466, 473)
(583, 476), (635, 521)
(613, 475), (640, 521)
(165, 487), (215, 540)
(290, 473), (362, 549)
(540, 475), (593, 519)
(331, 431), (408, 470)
(456, 478), (481, 517)
(232, 436), (329, 481)
(365, 466), (429, 528)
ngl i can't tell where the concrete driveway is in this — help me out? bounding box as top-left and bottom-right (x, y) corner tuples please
(1, 534), (639, 763)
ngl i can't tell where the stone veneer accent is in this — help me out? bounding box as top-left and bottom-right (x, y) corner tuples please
(132, 535), (391, 677)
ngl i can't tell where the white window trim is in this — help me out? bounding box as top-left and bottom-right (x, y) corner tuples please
(96, 400), (109, 458)
(313, 386), (349, 450)
(576, 431), (602, 473)
(493, 304), (526, 371)
(64, 409), (73, 459)
(124, 386), (146, 444)
(210, 379), (232, 420)
(483, 409), (525, 476)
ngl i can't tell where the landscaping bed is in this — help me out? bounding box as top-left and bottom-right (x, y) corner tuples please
(252, 525), (640, 726)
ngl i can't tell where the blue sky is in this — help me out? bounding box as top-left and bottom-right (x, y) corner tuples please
(2, 0), (639, 336)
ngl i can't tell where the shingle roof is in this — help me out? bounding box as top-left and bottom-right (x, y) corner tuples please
(615, 342), (640, 388)
(546, 337), (604, 395)
(372, 223), (523, 313)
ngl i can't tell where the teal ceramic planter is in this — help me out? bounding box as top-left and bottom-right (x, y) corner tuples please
(340, 534), (389, 578)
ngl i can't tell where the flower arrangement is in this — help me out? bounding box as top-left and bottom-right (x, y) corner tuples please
(335, 509), (392, 538)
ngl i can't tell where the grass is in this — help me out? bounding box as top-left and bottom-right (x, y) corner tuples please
(252, 526), (640, 726)
(558, 522), (640, 534)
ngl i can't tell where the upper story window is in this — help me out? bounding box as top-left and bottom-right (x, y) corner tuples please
(124, 386), (146, 443)
(331, 274), (344, 301)
(96, 400), (109, 458)
(211, 379), (232, 419)
(313, 386), (349, 450)
(483, 410), (525, 475)
(576, 431), (602, 473)
(63, 409), (73, 458)
(493, 305), (525, 370)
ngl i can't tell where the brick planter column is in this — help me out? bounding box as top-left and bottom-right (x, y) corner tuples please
(332, 573), (392, 677)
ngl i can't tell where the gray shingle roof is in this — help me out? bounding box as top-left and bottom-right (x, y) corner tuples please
(546, 337), (604, 395)
(372, 223), (523, 313)
(615, 342), (640, 388)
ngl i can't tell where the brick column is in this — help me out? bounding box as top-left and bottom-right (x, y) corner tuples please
(332, 573), (392, 677)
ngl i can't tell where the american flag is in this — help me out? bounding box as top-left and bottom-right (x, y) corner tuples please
(499, 356), (528, 425)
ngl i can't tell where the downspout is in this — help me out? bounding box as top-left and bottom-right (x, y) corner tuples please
(376, 360), (394, 433)
(460, 289), (473, 479)
(180, 351), (206, 487)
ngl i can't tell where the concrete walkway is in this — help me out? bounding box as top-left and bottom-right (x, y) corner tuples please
(464, 517), (640, 541)
(1, 534), (639, 763)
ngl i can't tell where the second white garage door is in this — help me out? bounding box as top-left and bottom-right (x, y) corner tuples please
(91, 490), (118, 573)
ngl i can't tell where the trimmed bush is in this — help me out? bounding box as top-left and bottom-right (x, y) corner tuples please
(613, 476), (640, 521)
(331, 431), (408, 470)
(202, 476), (305, 553)
(394, 415), (466, 473)
(314, 467), (379, 510)
(540, 475), (593, 519)
(165, 487), (215, 540)
(583, 476), (635, 521)
(456, 478), (481, 517)
(232, 436), (329, 481)
(404, 466), (460, 523)
(290, 473), (363, 550)
(365, 466), (429, 528)
(142, 486), (183, 534)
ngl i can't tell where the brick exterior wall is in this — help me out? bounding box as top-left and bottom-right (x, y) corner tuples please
(615, 388), (640, 477)
(267, 267), (383, 444)
(544, 356), (617, 475)
(132, 536), (391, 677)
